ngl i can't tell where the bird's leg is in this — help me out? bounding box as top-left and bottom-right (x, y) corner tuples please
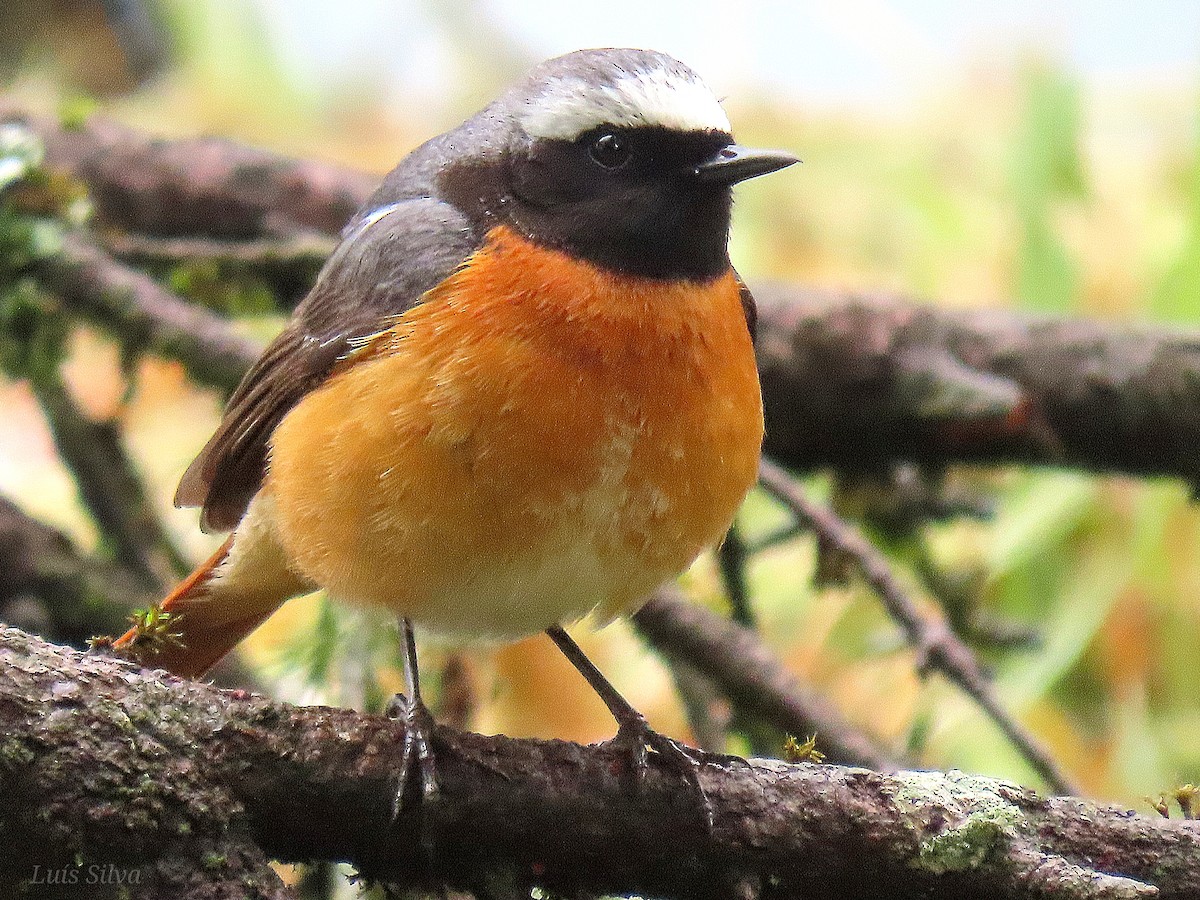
(544, 625), (713, 829)
(388, 617), (439, 823)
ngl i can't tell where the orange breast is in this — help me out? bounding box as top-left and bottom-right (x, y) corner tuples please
(265, 225), (763, 638)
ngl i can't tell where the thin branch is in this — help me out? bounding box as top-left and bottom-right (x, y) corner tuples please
(757, 457), (1078, 796)
(633, 587), (894, 770)
(658, 653), (732, 754)
(717, 520), (755, 628)
(4, 627), (1197, 900)
(33, 230), (261, 391)
(101, 231), (337, 269)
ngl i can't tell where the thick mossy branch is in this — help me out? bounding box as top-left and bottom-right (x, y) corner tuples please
(0, 107), (374, 239)
(1, 627), (1196, 900)
(754, 284), (1200, 487)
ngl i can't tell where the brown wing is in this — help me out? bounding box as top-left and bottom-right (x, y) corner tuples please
(177, 197), (480, 532)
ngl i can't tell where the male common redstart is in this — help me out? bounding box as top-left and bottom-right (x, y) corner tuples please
(114, 47), (796, 791)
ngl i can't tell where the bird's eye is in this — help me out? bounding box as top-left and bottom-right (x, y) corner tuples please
(588, 130), (631, 170)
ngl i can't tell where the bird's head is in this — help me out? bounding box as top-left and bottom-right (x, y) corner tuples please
(437, 48), (798, 281)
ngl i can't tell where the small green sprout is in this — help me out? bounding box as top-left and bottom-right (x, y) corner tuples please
(1173, 784), (1198, 820)
(782, 733), (825, 764)
(109, 605), (186, 661)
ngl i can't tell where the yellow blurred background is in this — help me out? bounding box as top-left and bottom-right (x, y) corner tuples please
(2, 0), (1200, 814)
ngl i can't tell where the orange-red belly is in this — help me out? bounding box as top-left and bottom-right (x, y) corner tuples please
(264, 226), (763, 639)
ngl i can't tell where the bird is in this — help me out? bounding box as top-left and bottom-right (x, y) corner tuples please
(112, 47), (797, 803)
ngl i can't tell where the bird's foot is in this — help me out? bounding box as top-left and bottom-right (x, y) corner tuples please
(387, 691), (440, 825)
(607, 710), (714, 832)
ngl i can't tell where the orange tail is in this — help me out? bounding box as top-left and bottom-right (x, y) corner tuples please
(113, 522), (307, 678)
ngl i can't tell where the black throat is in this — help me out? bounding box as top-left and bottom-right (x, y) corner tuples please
(438, 127), (736, 282)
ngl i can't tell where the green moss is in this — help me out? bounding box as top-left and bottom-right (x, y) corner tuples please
(916, 806), (1020, 874)
(168, 259), (278, 317)
(0, 127), (69, 382)
(891, 770), (1025, 876)
(782, 733), (825, 764)
(0, 735), (37, 772)
(124, 606), (186, 653)
(201, 851), (227, 872)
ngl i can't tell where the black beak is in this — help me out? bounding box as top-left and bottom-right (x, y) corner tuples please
(693, 144), (799, 185)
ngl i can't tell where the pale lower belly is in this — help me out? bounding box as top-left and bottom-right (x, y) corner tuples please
(340, 528), (663, 640)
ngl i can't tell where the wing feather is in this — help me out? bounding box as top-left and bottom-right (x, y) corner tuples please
(179, 197), (480, 532)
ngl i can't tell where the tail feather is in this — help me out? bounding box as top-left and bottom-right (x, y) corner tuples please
(113, 524), (304, 678)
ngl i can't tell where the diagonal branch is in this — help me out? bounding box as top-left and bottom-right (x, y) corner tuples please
(24, 352), (188, 589)
(757, 457), (1078, 796)
(633, 586), (894, 770)
(3, 627), (1197, 900)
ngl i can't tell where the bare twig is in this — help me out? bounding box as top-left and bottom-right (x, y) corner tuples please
(101, 231), (336, 269)
(634, 587), (893, 770)
(659, 654), (732, 754)
(4, 627), (1197, 900)
(757, 457), (1077, 795)
(717, 520), (755, 628)
(434, 652), (477, 732)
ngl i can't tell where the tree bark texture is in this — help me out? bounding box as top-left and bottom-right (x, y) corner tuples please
(753, 284), (1200, 486)
(1, 628), (1196, 900)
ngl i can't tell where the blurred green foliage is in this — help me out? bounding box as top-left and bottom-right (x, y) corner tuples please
(1011, 63), (1086, 314)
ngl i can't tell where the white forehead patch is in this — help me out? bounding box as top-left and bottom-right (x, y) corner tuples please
(520, 67), (732, 141)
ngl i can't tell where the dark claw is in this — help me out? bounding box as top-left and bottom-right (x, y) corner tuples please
(388, 692), (440, 826)
(608, 712), (713, 832)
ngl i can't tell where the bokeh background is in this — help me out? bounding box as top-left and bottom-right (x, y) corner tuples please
(3, 0), (1199, 824)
